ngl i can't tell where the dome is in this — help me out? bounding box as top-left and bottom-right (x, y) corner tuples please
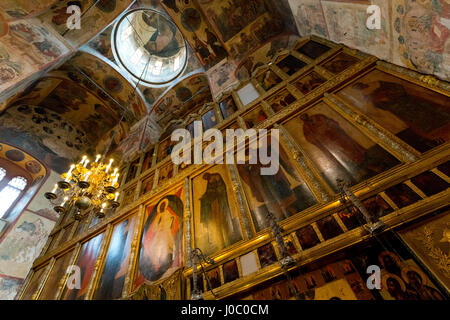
(112, 9), (187, 86)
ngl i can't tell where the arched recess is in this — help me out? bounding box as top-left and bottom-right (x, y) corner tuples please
(149, 72), (213, 135)
(0, 142), (48, 224)
(3, 50), (149, 165)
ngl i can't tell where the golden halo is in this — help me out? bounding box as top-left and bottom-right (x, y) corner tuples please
(382, 272), (406, 292)
(401, 264), (430, 287)
(378, 250), (401, 269)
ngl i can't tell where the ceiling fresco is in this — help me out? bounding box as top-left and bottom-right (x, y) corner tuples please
(38, 0), (135, 47)
(0, 0), (56, 21)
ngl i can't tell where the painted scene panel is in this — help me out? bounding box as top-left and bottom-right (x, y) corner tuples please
(38, 249), (75, 300)
(193, 165), (243, 256)
(237, 136), (317, 232)
(61, 233), (104, 300)
(93, 215), (136, 300)
(283, 102), (400, 192)
(135, 187), (184, 287)
(336, 69), (450, 153)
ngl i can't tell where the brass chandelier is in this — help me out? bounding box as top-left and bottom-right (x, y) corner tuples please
(45, 155), (121, 220)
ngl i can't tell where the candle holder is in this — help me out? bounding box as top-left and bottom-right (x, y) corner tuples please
(44, 192), (57, 200)
(54, 206), (66, 214)
(57, 181), (71, 189)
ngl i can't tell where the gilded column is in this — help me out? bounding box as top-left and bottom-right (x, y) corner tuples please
(274, 124), (332, 202)
(122, 204), (145, 298)
(85, 223), (113, 300)
(228, 164), (254, 239)
(324, 93), (419, 162)
(184, 178), (192, 267)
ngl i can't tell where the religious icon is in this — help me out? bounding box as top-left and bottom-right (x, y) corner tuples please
(410, 171), (449, 197)
(20, 267), (47, 300)
(136, 192), (184, 285)
(283, 102), (400, 192)
(243, 107), (267, 128)
(384, 183), (421, 208)
(141, 148), (154, 173)
(315, 216), (343, 241)
(61, 234), (104, 300)
(140, 174), (155, 196)
(276, 55), (307, 76)
(202, 109), (218, 130)
(257, 243), (278, 268)
(297, 41), (331, 59)
(336, 69), (450, 153)
(219, 96), (238, 119)
(237, 136), (317, 231)
(266, 89), (296, 112)
(294, 72), (327, 95)
(93, 216), (136, 299)
(125, 157), (140, 184)
(223, 260), (239, 284)
(256, 69), (282, 91)
(296, 225), (320, 250)
(193, 166), (243, 256)
(321, 52), (359, 74)
(158, 163), (174, 185)
(207, 268), (221, 290)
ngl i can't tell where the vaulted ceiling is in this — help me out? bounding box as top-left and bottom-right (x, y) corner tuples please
(0, 0), (448, 168)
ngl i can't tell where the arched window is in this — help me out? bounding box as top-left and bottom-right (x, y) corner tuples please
(0, 170), (28, 219)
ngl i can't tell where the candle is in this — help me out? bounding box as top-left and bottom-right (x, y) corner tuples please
(83, 159), (89, 168)
(114, 192), (119, 201)
(100, 202), (106, 212)
(51, 184), (58, 193)
(105, 159), (113, 173)
(80, 155), (87, 166)
(61, 196), (69, 207)
(111, 174), (119, 186)
(84, 171), (92, 182)
(95, 154), (101, 163)
(65, 165), (75, 182)
(112, 168), (118, 176)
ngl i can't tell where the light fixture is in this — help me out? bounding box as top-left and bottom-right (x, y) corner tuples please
(45, 155), (120, 220)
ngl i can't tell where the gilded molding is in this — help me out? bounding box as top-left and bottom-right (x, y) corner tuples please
(324, 93), (419, 162)
(228, 164), (254, 239)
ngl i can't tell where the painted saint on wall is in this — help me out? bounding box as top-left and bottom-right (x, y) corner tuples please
(237, 136), (317, 231)
(283, 102), (400, 192)
(193, 166), (243, 256)
(135, 190), (184, 286)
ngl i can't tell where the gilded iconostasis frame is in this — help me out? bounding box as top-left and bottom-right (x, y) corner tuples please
(16, 35), (450, 300)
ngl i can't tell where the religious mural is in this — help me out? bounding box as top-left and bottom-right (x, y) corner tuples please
(192, 166), (243, 256)
(321, 0), (391, 61)
(0, 210), (55, 279)
(336, 69), (450, 153)
(94, 215), (136, 300)
(0, 275), (23, 300)
(392, 0), (450, 81)
(135, 188), (184, 286)
(0, 19), (69, 100)
(288, 0), (328, 38)
(283, 101), (400, 192)
(161, 0), (228, 69)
